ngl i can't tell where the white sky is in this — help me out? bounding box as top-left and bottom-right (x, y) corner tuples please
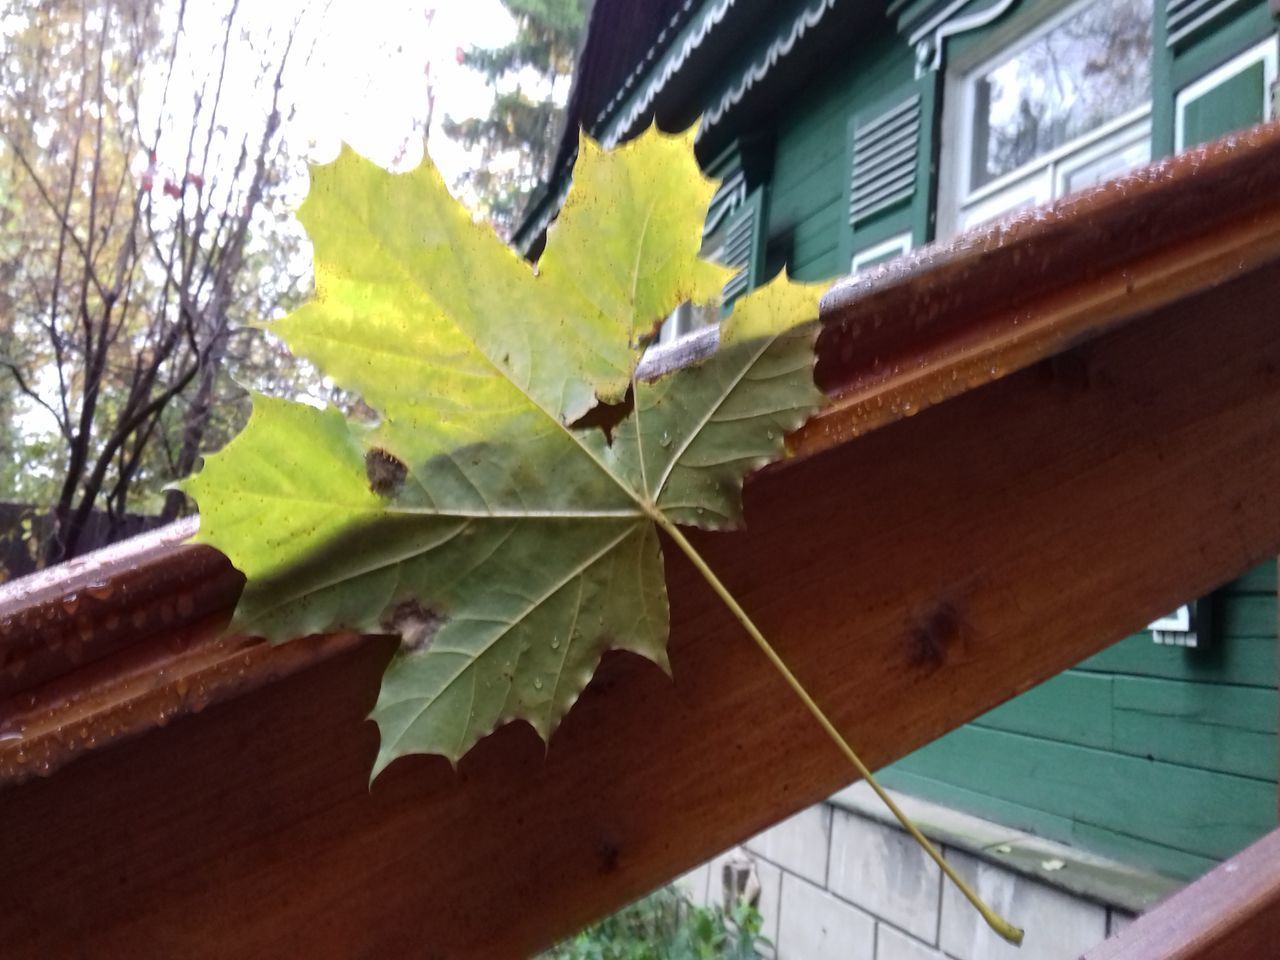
(144, 0), (519, 198)
(295, 0), (517, 182)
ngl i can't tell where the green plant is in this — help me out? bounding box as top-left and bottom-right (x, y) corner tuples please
(540, 887), (771, 960)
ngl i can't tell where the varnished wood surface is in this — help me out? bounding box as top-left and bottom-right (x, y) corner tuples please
(5, 122), (1280, 788)
(1084, 828), (1280, 960)
(4, 123), (1280, 957)
(2, 256), (1280, 955)
(809, 120), (1280, 450)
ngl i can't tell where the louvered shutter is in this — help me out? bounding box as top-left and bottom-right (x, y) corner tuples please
(704, 169), (747, 238)
(849, 94), (921, 227)
(719, 187), (764, 306)
(1165, 0), (1250, 48)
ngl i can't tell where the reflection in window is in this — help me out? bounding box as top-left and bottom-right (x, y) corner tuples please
(970, 0), (1153, 190)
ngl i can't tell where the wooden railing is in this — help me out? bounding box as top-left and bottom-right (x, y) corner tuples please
(3, 122), (1280, 958)
(1084, 827), (1280, 960)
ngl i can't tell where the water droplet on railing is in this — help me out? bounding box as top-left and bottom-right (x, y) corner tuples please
(85, 580), (113, 601)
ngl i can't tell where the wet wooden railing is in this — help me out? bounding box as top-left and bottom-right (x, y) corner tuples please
(3, 123), (1280, 958)
(1085, 826), (1280, 960)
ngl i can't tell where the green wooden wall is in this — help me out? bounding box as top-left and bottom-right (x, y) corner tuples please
(881, 562), (1278, 880)
(735, 0), (1280, 879)
(766, 23), (916, 282)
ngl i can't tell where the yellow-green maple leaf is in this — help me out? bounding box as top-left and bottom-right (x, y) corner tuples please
(182, 126), (825, 774)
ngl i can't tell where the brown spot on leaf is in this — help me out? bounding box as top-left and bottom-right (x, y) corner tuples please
(382, 600), (445, 653)
(366, 447), (407, 497)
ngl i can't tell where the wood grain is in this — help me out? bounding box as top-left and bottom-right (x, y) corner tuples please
(1084, 828), (1280, 960)
(5, 122), (1280, 959)
(3, 256), (1280, 956)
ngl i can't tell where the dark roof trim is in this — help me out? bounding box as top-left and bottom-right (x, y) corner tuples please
(515, 0), (844, 252)
(698, 0), (839, 136)
(588, 0), (719, 135)
(514, 0), (743, 254)
(595, 0), (740, 147)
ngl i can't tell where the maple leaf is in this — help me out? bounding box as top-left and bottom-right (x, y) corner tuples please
(182, 126), (824, 774)
(179, 126), (1025, 944)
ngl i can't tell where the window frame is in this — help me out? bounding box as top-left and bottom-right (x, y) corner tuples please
(941, 0), (1155, 235)
(1174, 35), (1279, 153)
(851, 231), (913, 275)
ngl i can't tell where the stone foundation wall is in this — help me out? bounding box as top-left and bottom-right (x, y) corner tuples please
(675, 786), (1176, 960)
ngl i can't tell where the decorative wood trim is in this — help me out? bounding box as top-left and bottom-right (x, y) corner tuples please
(4, 122), (1280, 958)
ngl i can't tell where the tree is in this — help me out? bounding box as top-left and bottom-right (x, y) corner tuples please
(443, 0), (587, 234)
(0, 0), (312, 565)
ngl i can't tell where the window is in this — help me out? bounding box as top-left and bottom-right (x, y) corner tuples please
(1175, 37), (1278, 152)
(653, 300), (719, 347)
(651, 182), (763, 347)
(851, 232), (912, 275)
(946, 0), (1154, 233)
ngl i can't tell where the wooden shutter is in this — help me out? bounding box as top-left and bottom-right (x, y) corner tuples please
(1165, 0), (1250, 48)
(849, 94), (921, 227)
(703, 169), (747, 239)
(720, 187), (764, 305)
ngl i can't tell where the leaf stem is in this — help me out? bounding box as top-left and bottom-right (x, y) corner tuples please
(653, 512), (1024, 947)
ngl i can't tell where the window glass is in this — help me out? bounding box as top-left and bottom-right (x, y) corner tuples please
(970, 0), (1153, 190)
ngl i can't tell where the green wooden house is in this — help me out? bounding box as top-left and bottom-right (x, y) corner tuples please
(517, 0), (1279, 894)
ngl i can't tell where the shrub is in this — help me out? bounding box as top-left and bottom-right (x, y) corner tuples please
(541, 886), (772, 959)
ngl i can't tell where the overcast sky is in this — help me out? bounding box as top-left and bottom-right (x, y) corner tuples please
(147, 0), (519, 198)
(296, 0), (517, 183)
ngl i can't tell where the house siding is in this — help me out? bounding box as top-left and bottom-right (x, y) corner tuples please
(544, 0), (1280, 886)
(878, 563), (1277, 880)
(743, 0), (1280, 880)
(767, 23), (918, 281)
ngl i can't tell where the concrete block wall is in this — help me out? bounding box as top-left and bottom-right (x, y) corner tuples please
(675, 789), (1164, 960)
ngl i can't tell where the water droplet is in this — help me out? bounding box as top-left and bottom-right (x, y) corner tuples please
(550, 638), (560, 650)
(766, 431), (775, 440)
(85, 580), (113, 601)
(533, 678), (544, 690)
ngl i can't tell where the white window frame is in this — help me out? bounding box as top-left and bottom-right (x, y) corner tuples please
(940, 0), (1154, 235)
(1174, 36), (1279, 153)
(851, 231), (912, 274)
(1053, 116), (1152, 196)
(653, 300), (719, 347)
